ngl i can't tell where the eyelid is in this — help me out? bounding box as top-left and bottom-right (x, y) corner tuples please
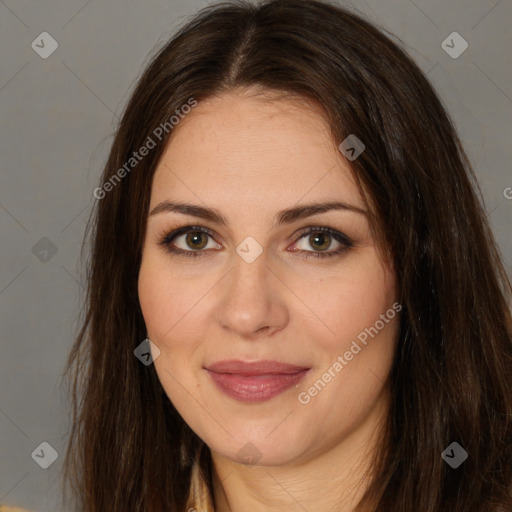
(292, 225), (352, 247)
(158, 225), (220, 249)
(287, 226), (353, 259)
(157, 224), (353, 258)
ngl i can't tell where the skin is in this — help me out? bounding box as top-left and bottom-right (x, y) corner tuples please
(138, 87), (400, 512)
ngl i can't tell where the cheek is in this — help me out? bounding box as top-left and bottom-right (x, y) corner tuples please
(138, 256), (199, 343)
(303, 255), (396, 354)
(137, 254), (213, 391)
(138, 259), (205, 413)
(295, 255), (398, 417)
(301, 261), (398, 418)
(138, 266), (168, 340)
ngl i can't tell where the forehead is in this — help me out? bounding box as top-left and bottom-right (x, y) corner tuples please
(150, 90), (364, 212)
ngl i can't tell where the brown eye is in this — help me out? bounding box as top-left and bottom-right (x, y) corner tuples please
(185, 231), (209, 250)
(308, 232), (332, 252)
(159, 225), (221, 258)
(290, 226), (353, 259)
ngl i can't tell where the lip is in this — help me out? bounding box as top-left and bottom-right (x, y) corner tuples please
(204, 359), (310, 403)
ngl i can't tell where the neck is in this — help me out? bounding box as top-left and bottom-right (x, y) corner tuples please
(210, 387), (390, 512)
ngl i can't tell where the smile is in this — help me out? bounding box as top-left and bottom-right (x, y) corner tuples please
(204, 359), (311, 403)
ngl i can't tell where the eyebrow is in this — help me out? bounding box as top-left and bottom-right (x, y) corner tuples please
(149, 200), (367, 226)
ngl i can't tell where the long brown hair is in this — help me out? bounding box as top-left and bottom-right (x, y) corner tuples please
(61, 1), (512, 510)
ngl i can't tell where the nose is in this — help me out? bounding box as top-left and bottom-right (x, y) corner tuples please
(215, 250), (289, 339)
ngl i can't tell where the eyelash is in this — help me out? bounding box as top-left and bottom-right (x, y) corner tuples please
(157, 224), (353, 260)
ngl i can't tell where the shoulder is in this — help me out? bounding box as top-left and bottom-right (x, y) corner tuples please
(0, 506), (32, 512)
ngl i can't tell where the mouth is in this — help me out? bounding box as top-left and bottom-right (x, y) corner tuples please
(204, 359), (311, 403)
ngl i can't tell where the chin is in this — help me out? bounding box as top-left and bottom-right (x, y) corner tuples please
(202, 415), (318, 467)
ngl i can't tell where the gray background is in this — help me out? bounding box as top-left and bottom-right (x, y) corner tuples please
(1, 0), (511, 510)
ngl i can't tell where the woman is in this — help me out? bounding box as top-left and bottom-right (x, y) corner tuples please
(61, 0), (512, 511)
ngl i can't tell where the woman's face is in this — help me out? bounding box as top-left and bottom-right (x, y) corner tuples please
(138, 89), (399, 467)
